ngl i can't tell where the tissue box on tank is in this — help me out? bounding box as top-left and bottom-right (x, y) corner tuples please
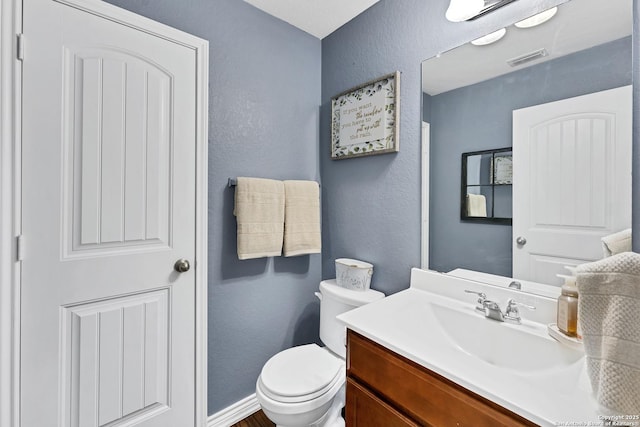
(335, 258), (373, 291)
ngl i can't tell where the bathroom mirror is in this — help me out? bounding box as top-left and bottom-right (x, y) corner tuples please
(461, 147), (512, 224)
(422, 0), (632, 293)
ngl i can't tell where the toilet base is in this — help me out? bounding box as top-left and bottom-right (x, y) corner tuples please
(265, 383), (345, 427)
(320, 384), (345, 427)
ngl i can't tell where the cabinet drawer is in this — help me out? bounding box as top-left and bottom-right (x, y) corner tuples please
(346, 378), (419, 427)
(346, 330), (536, 427)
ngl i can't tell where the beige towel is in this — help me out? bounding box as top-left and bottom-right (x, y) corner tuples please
(283, 180), (321, 257)
(466, 193), (487, 217)
(234, 177), (284, 260)
(601, 228), (632, 258)
(576, 252), (640, 415)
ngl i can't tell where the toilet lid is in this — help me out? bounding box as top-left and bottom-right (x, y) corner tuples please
(259, 344), (344, 403)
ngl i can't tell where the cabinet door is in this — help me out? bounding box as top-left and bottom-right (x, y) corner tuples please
(347, 330), (536, 427)
(346, 379), (420, 427)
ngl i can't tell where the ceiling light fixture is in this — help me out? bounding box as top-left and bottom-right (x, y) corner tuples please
(471, 28), (507, 46)
(446, 0), (517, 23)
(514, 7), (558, 28)
(445, 0), (484, 22)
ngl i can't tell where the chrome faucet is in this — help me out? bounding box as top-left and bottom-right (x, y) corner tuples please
(483, 300), (506, 321)
(508, 281), (522, 290)
(464, 290), (535, 324)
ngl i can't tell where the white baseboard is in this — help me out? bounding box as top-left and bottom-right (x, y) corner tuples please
(207, 394), (260, 427)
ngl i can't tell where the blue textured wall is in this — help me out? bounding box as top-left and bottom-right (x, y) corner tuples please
(320, 0), (565, 296)
(429, 37), (632, 277)
(103, 0), (321, 415)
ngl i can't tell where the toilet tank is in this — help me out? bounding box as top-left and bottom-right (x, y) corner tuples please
(319, 280), (385, 359)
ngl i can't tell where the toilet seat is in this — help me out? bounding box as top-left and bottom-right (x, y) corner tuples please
(258, 344), (344, 404)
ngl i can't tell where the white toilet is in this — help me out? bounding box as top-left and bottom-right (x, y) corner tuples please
(256, 279), (384, 427)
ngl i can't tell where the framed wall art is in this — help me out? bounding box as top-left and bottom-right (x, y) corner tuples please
(331, 71), (400, 160)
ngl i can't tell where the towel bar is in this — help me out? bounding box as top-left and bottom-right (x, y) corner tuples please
(227, 178), (319, 188)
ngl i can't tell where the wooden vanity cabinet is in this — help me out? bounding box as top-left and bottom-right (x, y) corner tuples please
(345, 329), (537, 427)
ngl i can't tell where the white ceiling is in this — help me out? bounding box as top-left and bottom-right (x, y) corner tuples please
(243, 0), (380, 39)
(422, 0), (632, 95)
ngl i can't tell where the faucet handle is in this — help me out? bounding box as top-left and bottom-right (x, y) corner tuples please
(504, 298), (536, 324)
(506, 298), (535, 311)
(464, 290), (487, 312)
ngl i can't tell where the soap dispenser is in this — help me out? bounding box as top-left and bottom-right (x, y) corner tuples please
(556, 274), (578, 337)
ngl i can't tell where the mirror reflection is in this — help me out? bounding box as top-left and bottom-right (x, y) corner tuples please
(422, 0), (632, 291)
(461, 148), (512, 223)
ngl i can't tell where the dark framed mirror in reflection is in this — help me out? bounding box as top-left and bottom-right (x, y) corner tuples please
(461, 147), (512, 225)
(422, 0), (632, 289)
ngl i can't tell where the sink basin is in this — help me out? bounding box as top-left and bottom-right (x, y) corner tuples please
(430, 301), (583, 373)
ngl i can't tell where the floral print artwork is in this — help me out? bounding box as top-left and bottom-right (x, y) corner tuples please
(331, 72), (399, 159)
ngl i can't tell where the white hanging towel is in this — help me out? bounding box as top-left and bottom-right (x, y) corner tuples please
(576, 252), (640, 415)
(234, 177), (284, 260)
(283, 180), (321, 257)
(466, 193), (487, 217)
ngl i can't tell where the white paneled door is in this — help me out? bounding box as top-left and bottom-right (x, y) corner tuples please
(513, 86), (632, 286)
(21, 0), (207, 426)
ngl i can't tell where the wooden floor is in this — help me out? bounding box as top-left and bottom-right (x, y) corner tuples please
(230, 409), (275, 427)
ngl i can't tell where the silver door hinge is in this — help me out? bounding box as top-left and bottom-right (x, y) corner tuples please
(17, 34), (24, 61)
(16, 235), (24, 261)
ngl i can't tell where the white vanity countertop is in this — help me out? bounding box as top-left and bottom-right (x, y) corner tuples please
(337, 269), (600, 427)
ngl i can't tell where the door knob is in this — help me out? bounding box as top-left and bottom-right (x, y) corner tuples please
(516, 237), (527, 246)
(174, 259), (191, 273)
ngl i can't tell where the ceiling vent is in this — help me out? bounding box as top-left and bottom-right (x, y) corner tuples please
(507, 48), (549, 67)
